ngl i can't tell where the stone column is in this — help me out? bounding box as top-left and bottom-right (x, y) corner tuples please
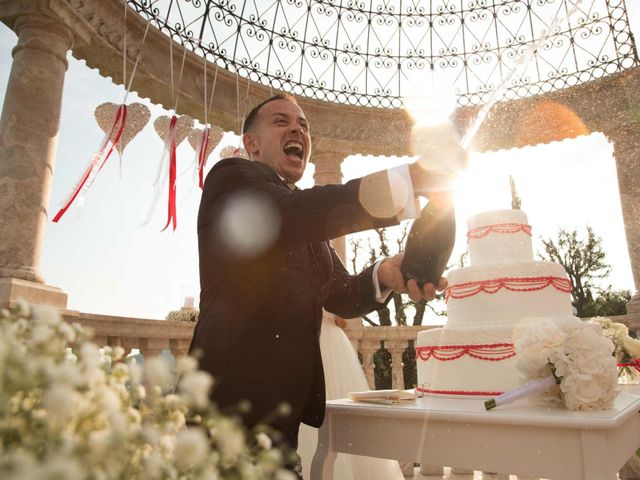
(359, 339), (379, 389)
(311, 148), (347, 262)
(385, 339), (406, 389)
(0, 9), (73, 308)
(608, 126), (640, 313)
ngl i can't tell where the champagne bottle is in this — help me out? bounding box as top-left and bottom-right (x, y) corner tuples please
(401, 193), (456, 287)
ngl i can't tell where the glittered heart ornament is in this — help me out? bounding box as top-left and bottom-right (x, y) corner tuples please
(188, 125), (224, 157)
(94, 102), (150, 155)
(153, 114), (194, 145)
(220, 145), (249, 160)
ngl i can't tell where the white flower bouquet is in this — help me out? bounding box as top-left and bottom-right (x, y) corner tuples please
(589, 316), (640, 383)
(0, 300), (295, 479)
(485, 316), (619, 411)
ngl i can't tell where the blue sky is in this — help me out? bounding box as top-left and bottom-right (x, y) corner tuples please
(0, 3), (638, 322)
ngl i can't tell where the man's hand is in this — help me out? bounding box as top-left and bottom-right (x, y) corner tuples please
(377, 253), (448, 302)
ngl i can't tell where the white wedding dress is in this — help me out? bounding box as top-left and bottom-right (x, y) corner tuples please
(297, 315), (405, 480)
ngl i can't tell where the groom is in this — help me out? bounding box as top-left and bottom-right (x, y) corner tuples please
(190, 94), (460, 477)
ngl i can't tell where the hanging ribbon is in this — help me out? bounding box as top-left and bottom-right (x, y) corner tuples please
(196, 126), (210, 189)
(161, 115), (179, 231)
(52, 105), (127, 222)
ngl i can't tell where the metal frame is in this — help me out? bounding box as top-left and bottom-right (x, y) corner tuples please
(128, 0), (639, 107)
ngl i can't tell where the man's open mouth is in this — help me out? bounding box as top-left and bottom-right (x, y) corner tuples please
(283, 141), (304, 160)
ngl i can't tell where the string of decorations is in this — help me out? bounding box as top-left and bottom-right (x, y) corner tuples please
(52, 1), (238, 230)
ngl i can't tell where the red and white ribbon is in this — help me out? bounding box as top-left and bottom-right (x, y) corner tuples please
(618, 359), (640, 372)
(161, 115), (179, 231)
(195, 126), (210, 189)
(446, 276), (572, 302)
(52, 104), (127, 222)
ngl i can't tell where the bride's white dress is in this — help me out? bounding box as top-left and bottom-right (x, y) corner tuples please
(297, 316), (405, 480)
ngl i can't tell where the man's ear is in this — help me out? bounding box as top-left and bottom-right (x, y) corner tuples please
(242, 132), (259, 158)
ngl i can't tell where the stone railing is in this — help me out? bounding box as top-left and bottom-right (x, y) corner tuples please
(61, 309), (194, 358)
(342, 318), (442, 389)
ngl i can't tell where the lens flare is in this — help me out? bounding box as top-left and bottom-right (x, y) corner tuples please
(218, 192), (281, 257)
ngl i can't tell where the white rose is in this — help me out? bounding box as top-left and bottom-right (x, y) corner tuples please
(515, 318), (566, 379)
(623, 336), (640, 359)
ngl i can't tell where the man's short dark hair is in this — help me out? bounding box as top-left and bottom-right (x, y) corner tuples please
(242, 94), (298, 134)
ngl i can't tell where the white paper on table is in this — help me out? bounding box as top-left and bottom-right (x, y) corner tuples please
(348, 389), (417, 405)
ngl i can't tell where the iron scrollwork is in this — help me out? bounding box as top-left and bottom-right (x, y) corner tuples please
(127, 0), (639, 108)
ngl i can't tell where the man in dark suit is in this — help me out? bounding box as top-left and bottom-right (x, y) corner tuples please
(189, 94), (455, 477)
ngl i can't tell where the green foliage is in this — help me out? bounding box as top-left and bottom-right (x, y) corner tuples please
(582, 289), (631, 318)
(402, 342), (418, 389)
(538, 226), (626, 318)
(373, 347), (392, 389)
(348, 224), (447, 327)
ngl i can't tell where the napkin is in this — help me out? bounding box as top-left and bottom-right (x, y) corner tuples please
(348, 389), (417, 405)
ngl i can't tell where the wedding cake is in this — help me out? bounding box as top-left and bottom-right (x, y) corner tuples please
(415, 209), (573, 396)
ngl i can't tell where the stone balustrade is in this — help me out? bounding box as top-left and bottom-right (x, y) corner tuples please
(61, 310), (194, 359)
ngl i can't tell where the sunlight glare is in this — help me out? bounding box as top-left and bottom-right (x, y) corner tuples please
(403, 70), (457, 127)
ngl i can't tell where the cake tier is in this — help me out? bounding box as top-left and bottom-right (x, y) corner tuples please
(415, 325), (522, 396)
(445, 261), (573, 327)
(468, 210), (533, 266)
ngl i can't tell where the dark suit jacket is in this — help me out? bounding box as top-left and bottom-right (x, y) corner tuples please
(190, 158), (399, 430)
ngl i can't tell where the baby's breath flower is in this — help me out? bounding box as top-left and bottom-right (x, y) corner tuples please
(43, 384), (79, 420)
(145, 356), (174, 388)
(0, 301), (289, 479)
(178, 370), (213, 408)
(255, 432), (272, 450)
(174, 355), (198, 375)
(15, 298), (30, 318)
(174, 428), (209, 469)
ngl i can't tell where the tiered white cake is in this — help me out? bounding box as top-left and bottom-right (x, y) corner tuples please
(416, 209), (573, 396)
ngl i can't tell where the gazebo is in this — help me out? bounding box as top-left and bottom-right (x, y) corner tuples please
(0, 0), (638, 346)
(1, 0), (640, 477)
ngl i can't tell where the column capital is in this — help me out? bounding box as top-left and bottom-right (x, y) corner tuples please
(310, 147), (345, 186)
(1, 0), (90, 46)
(12, 11), (75, 69)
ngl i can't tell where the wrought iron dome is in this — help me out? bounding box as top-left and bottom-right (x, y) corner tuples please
(129, 0), (639, 108)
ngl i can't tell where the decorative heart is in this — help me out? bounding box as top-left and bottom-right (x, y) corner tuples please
(188, 125), (224, 159)
(219, 145), (249, 160)
(153, 114), (194, 146)
(94, 102), (151, 155)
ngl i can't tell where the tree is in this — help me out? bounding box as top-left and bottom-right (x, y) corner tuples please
(538, 227), (624, 317)
(582, 289), (631, 318)
(509, 174), (522, 210)
(348, 224), (447, 327)
(347, 223), (448, 389)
